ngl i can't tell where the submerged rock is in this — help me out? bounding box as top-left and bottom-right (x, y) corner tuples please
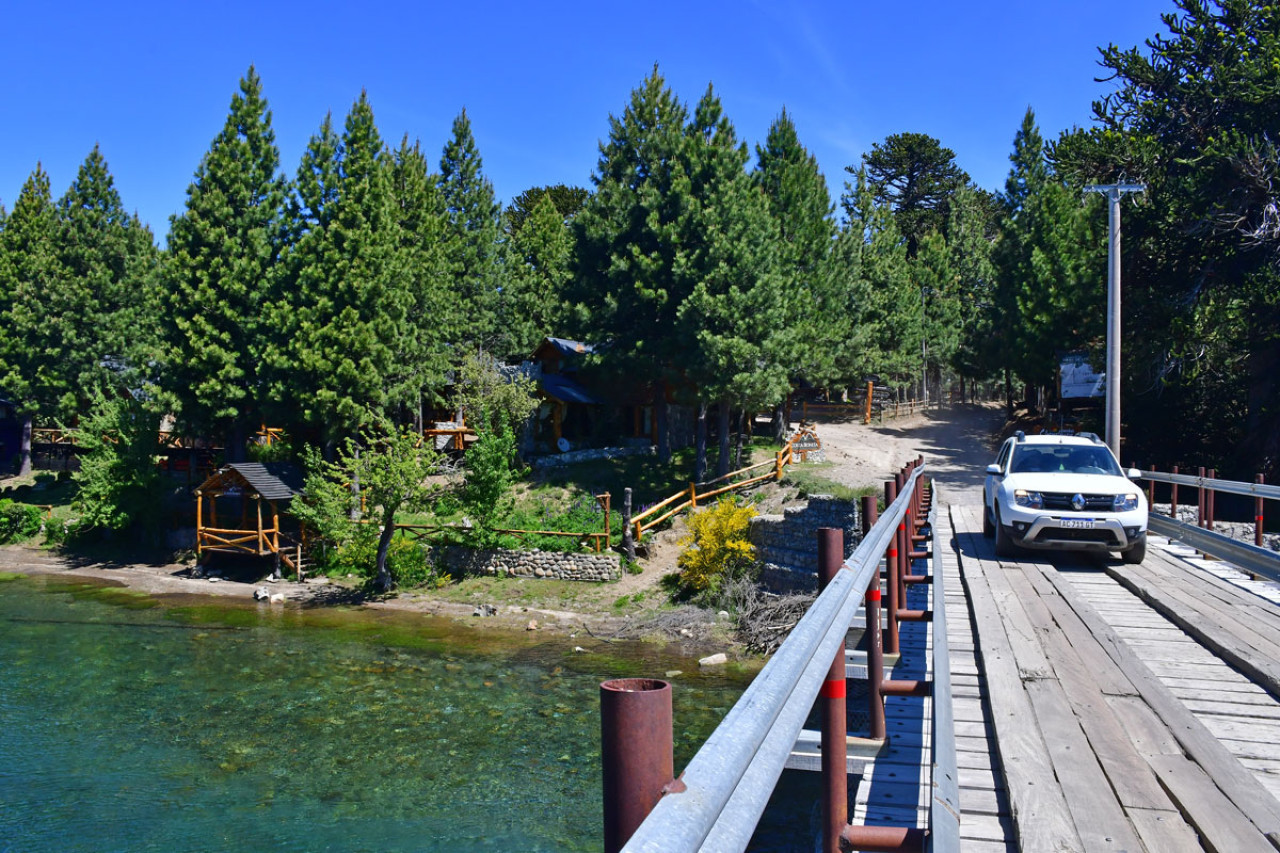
(699, 653), (728, 667)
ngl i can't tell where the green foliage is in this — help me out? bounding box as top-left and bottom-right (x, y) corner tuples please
(495, 491), (606, 552)
(460, 419), (522, 526)
(295, 427), (444, 591)
(70, 393), (166, 537)
(451, 352), (539, 437)
(0, 500), (42, 543)
(506, 184), (589, 236)
(164, 67), (286, 453)
(676, 498), (758, 598)
(504, 192), (575, 356)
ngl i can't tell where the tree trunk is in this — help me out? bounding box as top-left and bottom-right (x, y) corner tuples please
(654, 381), (670, 464)
(1004, 370), (1014, 415)
(771, 402), (787, 445)
(226, 421), (248, 463)
(349, 447), (362, 521)
(18, 414), (33, 477)
(716, 401), (732, 479)
(735, 408), (748, 469)
(374, 508), (397, 592)
(694, 401), (708, 484)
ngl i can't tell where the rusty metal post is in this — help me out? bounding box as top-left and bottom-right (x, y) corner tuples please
(1171, 465), (1179, 520)
(1258, 475), (1266, 549)
(1148, 466), (1156, 507)
(601, 678), (674, 853)
(1207, 469), (1216, 531)
(1198, 466), (1206, 528)
(818, 528), (848, 853)
(840, 824), (926, 852)
(861, 495), (885, 740)
(884, 480), (900, 655)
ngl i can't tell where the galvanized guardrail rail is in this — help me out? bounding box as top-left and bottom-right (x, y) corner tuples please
(1138, 468), (1280, 581)
(601, 460), (959, 853)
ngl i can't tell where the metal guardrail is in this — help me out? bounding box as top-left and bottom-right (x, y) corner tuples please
(1139, 469), (1280, 501)
(621, 464), (928, 852)
(1146, 514), (1280, 583)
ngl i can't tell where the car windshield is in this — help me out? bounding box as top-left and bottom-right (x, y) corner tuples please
(1010, 445), (1123, 476)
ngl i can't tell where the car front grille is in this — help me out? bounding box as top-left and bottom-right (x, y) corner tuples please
(1042, 493), (1114, 511)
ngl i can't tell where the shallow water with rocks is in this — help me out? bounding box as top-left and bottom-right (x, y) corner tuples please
(0, 573), (823, 851)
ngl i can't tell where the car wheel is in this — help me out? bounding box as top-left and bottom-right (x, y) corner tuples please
(1121, 536), (1146, 564)
(983, 504), (995, 538)
(993, 506), (1016, 558)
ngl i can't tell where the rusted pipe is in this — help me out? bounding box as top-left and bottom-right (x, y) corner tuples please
(1148, 466), (1157, 506)
(1258, 475), (1266, 549)
(884, 480), (900, 655)
(600, 678), (675, 853)
(818, 528), (848, 853)
(839, 823), (926, 852)
(1207, 469), (1216, 531)
(861, 495), (885, 741)
(881, 679), (932, 697)
(1171, 465), (1179, 520)
(895, 609), (932, 622)
(1198, 466), (1206, 528)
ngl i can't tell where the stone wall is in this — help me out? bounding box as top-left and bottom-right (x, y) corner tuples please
(750, 496), (861, 593)
(529, 442), (653, 470)
(434, 546), (620, 582)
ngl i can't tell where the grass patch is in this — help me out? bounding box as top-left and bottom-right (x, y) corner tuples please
(782, 463), (879, 502)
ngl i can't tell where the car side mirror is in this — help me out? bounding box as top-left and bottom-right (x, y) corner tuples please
(986, 464), (1002, 476)
(1127, 468), (1142, 480)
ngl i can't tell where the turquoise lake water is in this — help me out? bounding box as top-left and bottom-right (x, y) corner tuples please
(0, 574), (820, 851)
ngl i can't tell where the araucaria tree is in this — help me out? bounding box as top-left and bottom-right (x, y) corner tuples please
(165, 66), (287, 459)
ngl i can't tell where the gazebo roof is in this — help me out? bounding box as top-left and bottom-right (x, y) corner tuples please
(196, 462), (304, 501)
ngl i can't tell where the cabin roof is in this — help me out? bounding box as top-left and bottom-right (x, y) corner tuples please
(197, 462), (304, 501)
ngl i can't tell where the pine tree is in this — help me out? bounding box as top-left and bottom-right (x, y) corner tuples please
(57, 145), (161, 393)
(0, 166), (60, 475)
(753, 109), (836, 432)
(270, 93), (409, 449)
(505, 191), (574, 355)
(388, 135), (451, 430)
(573, 67), (695, 463)
(862, 132), (970, 257)
(165, 66), (287, 457)
(946, 185), (997, 391)
(438, 110), (506, 356)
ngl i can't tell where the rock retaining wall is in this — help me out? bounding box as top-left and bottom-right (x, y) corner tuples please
(750, 496), (861, 593)
(435, 546), (620, 582)
(529, 444), (654, 470)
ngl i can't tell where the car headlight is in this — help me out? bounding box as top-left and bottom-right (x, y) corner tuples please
(1113, 493), (1139, 511)
(1014, 489), (1043, 509)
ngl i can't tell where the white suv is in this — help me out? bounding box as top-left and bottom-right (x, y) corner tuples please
(983, 431), (1148, 563)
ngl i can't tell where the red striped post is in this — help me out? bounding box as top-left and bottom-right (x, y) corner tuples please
(817, 528), (847, 853)
(1207, 469), (1216, 531)
(861, 495), (885, 740)
(1258, 475), (1266, 549)
(884, 480), (900, 655)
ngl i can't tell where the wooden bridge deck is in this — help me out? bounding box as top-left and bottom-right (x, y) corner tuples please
(945, 500), (1280, 853)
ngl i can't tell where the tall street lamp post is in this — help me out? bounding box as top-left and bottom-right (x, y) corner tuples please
(1084, 182), (1144, 460)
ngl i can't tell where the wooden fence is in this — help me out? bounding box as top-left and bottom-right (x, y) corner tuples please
(387, 493), (613, 553)
(630, 441), (798, 541)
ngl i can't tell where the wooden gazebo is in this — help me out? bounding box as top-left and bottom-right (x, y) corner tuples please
(194, 462), (305, 576)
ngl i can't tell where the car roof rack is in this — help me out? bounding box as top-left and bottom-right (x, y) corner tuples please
(1079, 432), (1102, 444)
(1015, 430), (1026, 442)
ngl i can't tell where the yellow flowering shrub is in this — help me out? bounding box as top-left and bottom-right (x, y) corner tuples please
(677, 498), (758, 594)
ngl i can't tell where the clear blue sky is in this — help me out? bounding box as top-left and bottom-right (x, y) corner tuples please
(2, 1), (1175, 242)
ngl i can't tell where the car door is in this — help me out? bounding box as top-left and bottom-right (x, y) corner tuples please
(985, 439), (1012, 513)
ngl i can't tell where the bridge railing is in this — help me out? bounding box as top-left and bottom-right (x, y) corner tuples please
(612, 461), (954, 852)
(1137, 468), (1280, 580)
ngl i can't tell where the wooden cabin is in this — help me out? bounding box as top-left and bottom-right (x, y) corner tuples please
(194, 462), (306, 577)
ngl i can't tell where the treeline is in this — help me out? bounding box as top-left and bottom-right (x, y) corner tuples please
(2, 0), (1275, 482)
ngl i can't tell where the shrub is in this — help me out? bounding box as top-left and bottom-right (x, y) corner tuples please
(676, 498), (758, 599)
(0, 500), (43, 543)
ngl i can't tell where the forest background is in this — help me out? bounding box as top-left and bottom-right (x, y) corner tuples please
(1, 0), (1277, 499)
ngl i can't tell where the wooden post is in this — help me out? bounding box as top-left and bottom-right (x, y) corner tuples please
(622, 488), (635, 562)
(689, 482), (697, 509)
(256, 498), (265, 554)
(195, 491), (204, 559)
(864, 381), (873, 425)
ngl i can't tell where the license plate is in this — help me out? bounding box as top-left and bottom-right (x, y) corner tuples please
(1061, 519), (1095, 529)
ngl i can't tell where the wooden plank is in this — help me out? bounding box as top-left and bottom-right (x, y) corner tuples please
(950, 508), (1084, 853)
(1147, 753), (1277, 853)
(1126, 807), (1209, 853)
(1033, 560), (1280, 839)
(1024, 678), (1145, 852)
